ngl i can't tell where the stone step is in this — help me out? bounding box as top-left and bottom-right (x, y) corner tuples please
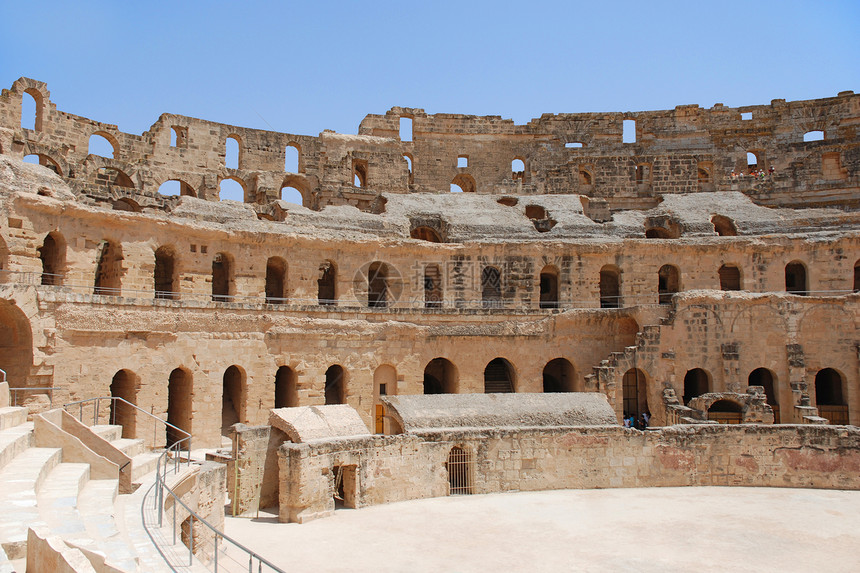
(0, 447), (62, 558)
(111, 437), (146, 458)
(0, 407), (27, 431)
(37, 463), (91, 544)
(116, 473), (177, 572)
(77, 479), (139, 573)
(91, 425), (122, 442)
(131, 452), (162, 483)
(0, 422), (33, 472)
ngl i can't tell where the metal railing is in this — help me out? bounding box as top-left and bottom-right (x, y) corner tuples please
(9, 386), (56, 407)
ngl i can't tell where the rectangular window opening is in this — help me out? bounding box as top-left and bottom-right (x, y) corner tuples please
(622, 120), (636, 143)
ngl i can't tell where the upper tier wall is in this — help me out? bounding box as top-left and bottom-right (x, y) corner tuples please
(0, 78), (857, 212)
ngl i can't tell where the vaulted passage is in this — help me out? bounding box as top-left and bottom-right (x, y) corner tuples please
(539, 266), (559, 309)
(424, 358), (457, 394)
(318, 261), (336, 305)
(749, 368), (779, 423)
(657, 265), (679, 304)
(94, 240), (123, 295)
(212, 253), (233, 302)
(683, 368), (710, 404)
(266, 257), (287, 304)
(0, 301), (33, 387)
(325, 365), (345, 405)
(154, 246), (177, 299)
(167, 368), (192, 446)
(815, 368), (848, 424)
(109, 369), (138, 438)
(275, 366), (298, 408)
(39, 232), (65, 286)
(599, 266), (620, 308)
(484, 358), (514, 393)
(785, 262), (807, 295)
(543, 358), (574, 392)
(222, 365), (245, 435)
(708, 399), (742, 424)
(622, 368), (648, 419)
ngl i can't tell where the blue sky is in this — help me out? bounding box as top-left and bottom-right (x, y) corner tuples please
(1, 0), (858, 138)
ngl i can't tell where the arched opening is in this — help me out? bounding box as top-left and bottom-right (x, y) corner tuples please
(265, 257), (287, 304)
(324, 365), (345, 405)
(212, 252), (233, 302)
(719, 264), (741, 291)
(711, 215), (737, 236)
(158, 179), (196, 198)
(599, 265), (621, 308)
(403, 154), (413, 184)
(21, 89), (42, 131)
(749, 368), (779, 423)
(697, 166), (712, 183)
(154, 246), (178, 300)
(317, 261), (336, 305)
(481, 266), (502, 308)
(225, 135), (241, 169)
(708, 399), (742, 424)
(274, 366), (298, 408)
(39, 232), (66, 286)
(218, 177), (245, 202)
(22, 154), (61, 175)
(746, 151), (759, 169)
(424, 358), (458, 394)
(367, 261), (389, 308)
(280, 186), (303, 206)
(0, 301), (34, 388)
(109, 370), (138, 438)
(484, 358), (515, 393)
(353, 159), (368, 188)
(683, 368), (710, 404)
(803, 130), (824, 142)
(785, 261), (807, 295)
(815, 368), (848, 425)
(167, 368), (192, 446)
(285, 143), (300, 173)
(424, 264), (442, 308)
(622, 368), (648, 421)
(539, 266), (559, 309)
(543, 358), (575, 392)
(221, 365), (245, 435)
(88, 133), (116, 159)
(451, 173), (476, 193)
(446, 446), (472, 495)
(373, 365), (397, 434)
(579, 167), (593, 185)
(112, 198), (140, 213)
(411, 226), (441, 242)
(657, 264), (680, 305)
(93, 240), (123, 296)
(511, 158), (525, 180)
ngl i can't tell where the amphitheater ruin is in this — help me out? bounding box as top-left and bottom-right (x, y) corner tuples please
(0, 76), (858, 570)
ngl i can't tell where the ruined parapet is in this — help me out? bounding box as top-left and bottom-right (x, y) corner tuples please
(688, 387), (775, 424)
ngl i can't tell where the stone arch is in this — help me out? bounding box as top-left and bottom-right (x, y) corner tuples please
(622, 368), (649, 419)
(265, 256), (287, 304)
(22, 153), (62, 176)
(0, 300), (34, 387)
(539, 265), (560, 309)
(451, 173), (476, 193)
(285, 142), (301, 173)
(212, 252), (234, 302)
(154, 245), (178, 300)
(89, 131), (119, 159)
(157, 179), (196, 198)
(325, 365), (347, 405)
(711, 215), (737, 236)
(657, 264), (680, 304)
(411, 226), (442, 242)
(218, 175), (247, 202)
(38, 231), (66, 286)
(707, 399), (743, 424)
(280, 174), (311, 206)
(424, 358), (458, 394)
(21, 87), (44, 131)
(543, 358), (576, 392)
(109, 369), (140, 438)
(785, 260), (808, 295)
(222, 365), (247, 434)
(599, 264), (621, 308)
(484, 357), (516, 393)
(814, 367), (849, 425)
(275, 365), (298, 408)
(749, 367), (780, 423)
(683, 368), (711, 404)
(93, 240), (123, 296)
(167, 367), (193, 446)
(225, 134), (242, 169)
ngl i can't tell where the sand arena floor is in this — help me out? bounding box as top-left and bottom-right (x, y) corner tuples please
(223, 487), (860, 573)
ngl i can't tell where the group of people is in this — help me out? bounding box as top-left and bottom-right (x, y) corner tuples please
(731, 166), (775, 180)
(623, 412), (650, 430)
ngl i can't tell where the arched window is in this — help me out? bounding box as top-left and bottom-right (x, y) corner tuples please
(265, 257), (287, 304)
(367, 262), (389, 308)
(746, 151), (759, 169)
(38, 232), (66, 286)
(579, 167), (593, 185)
(318, 261), (336, 305)
(543, 358), (575, 392)
(749, 368), (779, 423)
(93, 240), (123, 296)
(815, 368), (848, 425)
(622, 368), (648, 420)
(109, 369), (139, 438)
(539, 266), (559, 309)
(158, 180), (196, 197)
(683, 368), (710, 404)
(212, 252), (233, 302)
(785, 261), (807, 295)
(225, 135), (241, 169)
(285, 143), (300, 173)
(707, 400), (742, 424)
(719, 264), (741, 291)
(424, 358), (458, 394)
(511, 158), (525, 180)
(154, 246), (178, 300)
(23, 154), (61, 175)
(275, 366), (298, 408)
(325, 365), (346, 405)
(280, 186), (303, 206)
(88, 133), (117, 159)
(711, 215), (737, 236)
(599, 265), (620, 308)
(451, 173), (476, 193)
(484, 358), (514, 393)
(424, 264), (442, 308)
(446, 446), (472, 495)
(167, 368), (192, 446)
(657, 264), (680, 305)
(481, 266), (502, 308)
(403, 154), (414, 184)
(21, 89), (42, 131)
(219, 178), (245, 202)
(353, 159), (368, 188)
(222, 365), (246, 434)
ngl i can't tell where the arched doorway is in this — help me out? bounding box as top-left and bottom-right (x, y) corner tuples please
(154, 246), (178, 300)
(424, 358), (458, 394)
(325, 365), (345, 405)
(212, 253), (233, 302)
(484, 358), (514, 393)
(683, 368), (710, 405)
(539, 266), (559, 309)
(38, 232), (66, 286)
(318, 261), (336, 305)
(265, 257), (287, 304)
(109, 369), (138, 438)
(708, 400), (742, 424)
(274, 366), (298, 408)
(543, 358), (575, 392)
(815, 368), (848, 425)
(0, 301), (34, 388)
(657, 265), (679, 305)
(94, 240), (123, 295)
(167, 368), (192, 446)
(749, 368), (779, 423)
(222, 365), (246, 435)
(622, 368), (648, 420)
(785, 261), (807, 295)
(446, 446), (473, 495)
(599, 266), (620, 308)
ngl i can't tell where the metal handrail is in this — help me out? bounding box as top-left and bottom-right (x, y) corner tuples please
(63, 396), (191, 449)
(9, 386), (56, 407)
